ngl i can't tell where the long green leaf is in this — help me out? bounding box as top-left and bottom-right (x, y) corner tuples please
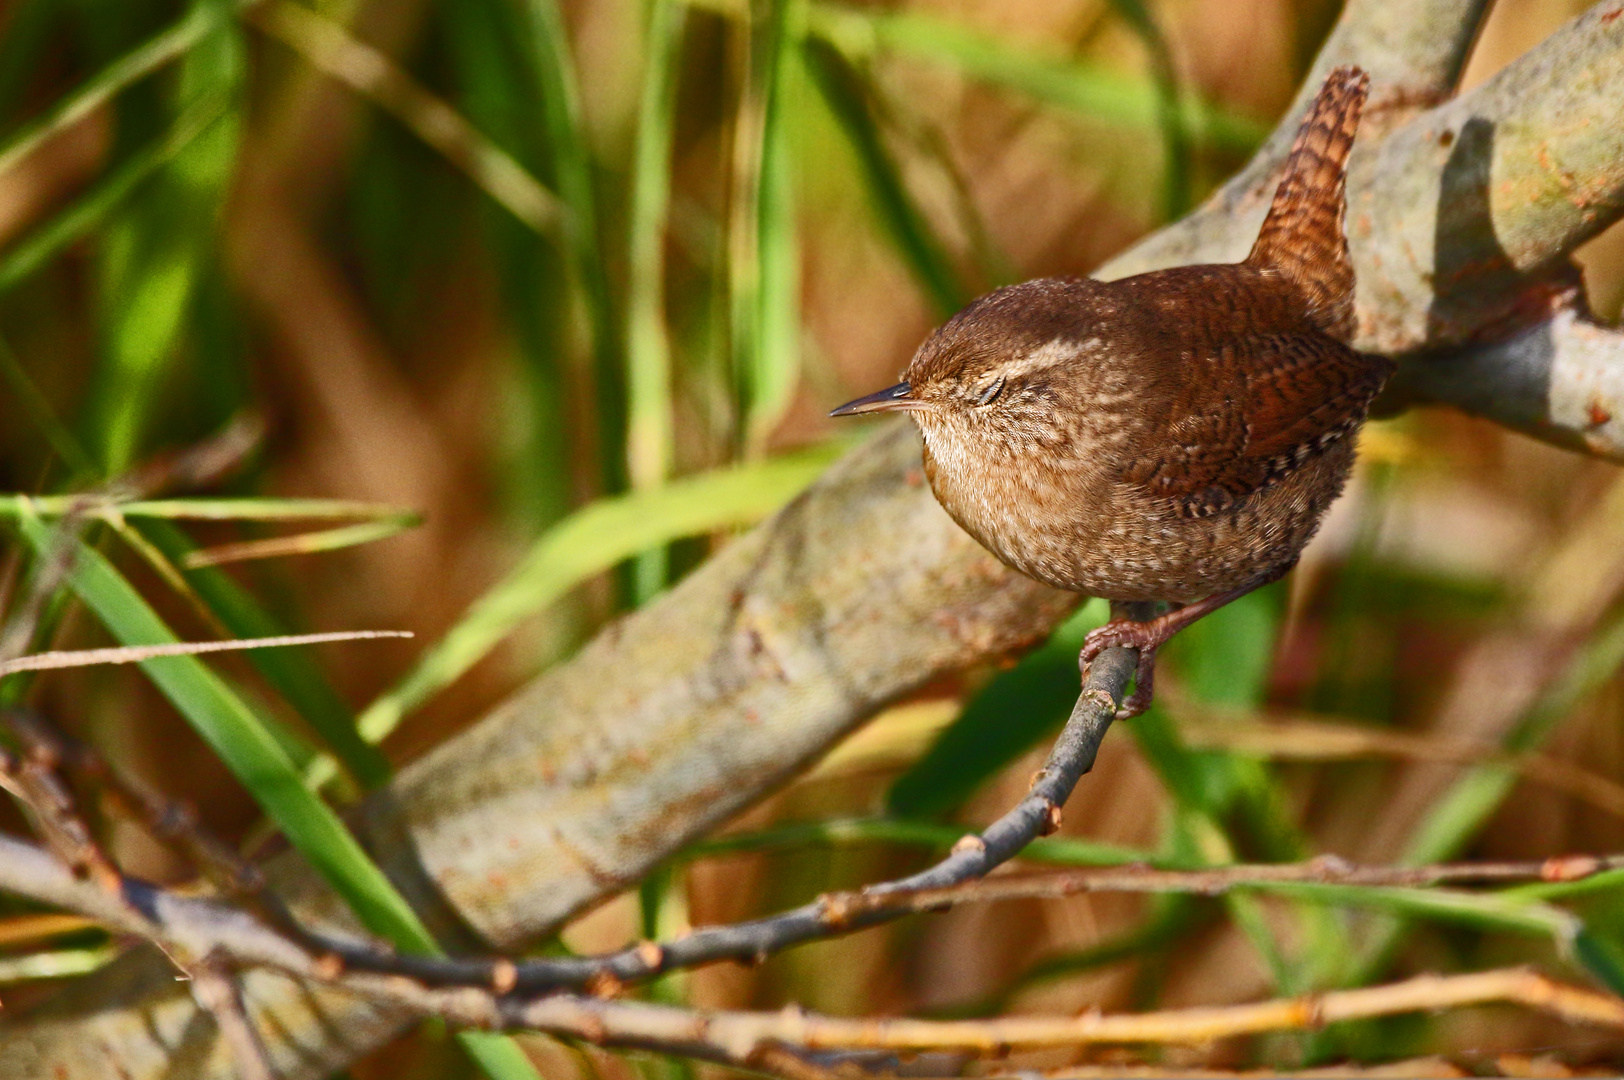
(0, 96), (227, 295)
(1403, 611), (1624, 866)
(0, 1), (226, 181)
(808, 3), (1265, 153)
(731, 0), (802, 456)
(625, 0), (688, 601)
(15, 508), (431, 949)
(137, 518), (392, 790)
(444, 0), (576, 542)
(87, 0), (243, 473)
(520, 0), (624, 497)
(800, 36), (965, 317)
(17, 510), (544, 1080)
(0, 495), (416, 521)
(1335, 606), (1624, 995)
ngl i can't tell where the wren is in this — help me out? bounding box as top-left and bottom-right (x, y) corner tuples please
(831, 67), (1391, 717)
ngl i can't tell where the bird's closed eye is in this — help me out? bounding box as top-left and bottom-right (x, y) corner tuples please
(974, 376), (1006, 406)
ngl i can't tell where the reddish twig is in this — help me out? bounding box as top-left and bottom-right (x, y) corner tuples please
(188, 951), (278, 1080)
(1, 709), (328, 954)
(825, 852), (1623, 919)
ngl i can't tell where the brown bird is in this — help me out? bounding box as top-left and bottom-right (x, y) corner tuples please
(831, 66), (1390, 717)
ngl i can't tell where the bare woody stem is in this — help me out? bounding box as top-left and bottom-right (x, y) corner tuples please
(0, 829), (1621, 1073)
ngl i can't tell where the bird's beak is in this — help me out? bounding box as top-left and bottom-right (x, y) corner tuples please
(829, 381), (920, 417)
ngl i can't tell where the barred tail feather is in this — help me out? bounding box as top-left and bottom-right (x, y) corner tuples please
(1246, 65), (1369, 343)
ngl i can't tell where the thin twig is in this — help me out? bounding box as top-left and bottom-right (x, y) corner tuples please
(3, 817), (1614, 1006)
(0, 743), (122, 895)
(0, 646), (1130, 998)
(0, 500), (92, 665)
(825, 852), (1624, 919)
(0, 629), (413, 677)
(0, 413), (268, 665)
(188, 952), (278, 1080)
(9, 643), (1611, 1001)
(182, 519), (416, 567)
(996, 1056), (1471, 1078)
(2, 709), (327, 952)
(1, 833), (1617, 1069)
(112, 412), (266, 501)
(492, 969), (1624, 1057)
(1173, 709), (1624, 819)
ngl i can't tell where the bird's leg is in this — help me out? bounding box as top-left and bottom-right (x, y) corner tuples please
(1080, 565), (1293, 718)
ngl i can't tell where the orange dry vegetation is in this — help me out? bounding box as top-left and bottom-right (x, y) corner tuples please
(1, 0), (1623, 1076)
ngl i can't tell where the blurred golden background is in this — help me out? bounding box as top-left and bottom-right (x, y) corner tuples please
(3, 0), (1624, 1075)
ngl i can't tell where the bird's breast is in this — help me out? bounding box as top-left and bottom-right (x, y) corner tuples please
(920, 420), (1112, 592)
(918, 416), (1356, 603)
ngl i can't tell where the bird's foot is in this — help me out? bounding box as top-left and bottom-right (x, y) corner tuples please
(1080, 618), (1165, 720)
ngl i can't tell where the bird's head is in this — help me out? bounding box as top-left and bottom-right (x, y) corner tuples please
(830, 279), (1103, 440)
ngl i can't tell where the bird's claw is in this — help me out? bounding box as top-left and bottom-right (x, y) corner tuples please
(1080, 619), (1162, 720)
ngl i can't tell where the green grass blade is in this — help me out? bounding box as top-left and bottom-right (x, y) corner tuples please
(520, 0), (624, 497)
(625, 0), (688, 600)
(0, 495), (416, 521)
(1574, 928), (1624, 996)
(733, 0), (802, 455)
(182, 518), (419, 568)
(443, 0), (577, 544)
(87, 0), (244, 473)
(625, 0), (687, 491)
(250, 0), (559, 235)
(14, 508), (428, 949)
(348, 446), (842, 754)
(17, 508), (548, 1078)
(1102, 0), (1191, 220)
(137, 518), (392, 789)
(0, 945), (118, 985)
(1252, 882), (1577, 941)
(1403, 610), (1624, 866)
(0, 1), (225, 181)
(752, 26), (800, 454)
(809, 3), (1265, 153)
(0, 95), (227, 295)
(456, 1033), (544, 1080)
(1327, 606), (1624, 997)
(800, 36), (965, 317)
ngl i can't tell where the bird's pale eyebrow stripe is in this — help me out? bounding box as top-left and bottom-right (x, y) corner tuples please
(1000, 337), (1102, 379)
